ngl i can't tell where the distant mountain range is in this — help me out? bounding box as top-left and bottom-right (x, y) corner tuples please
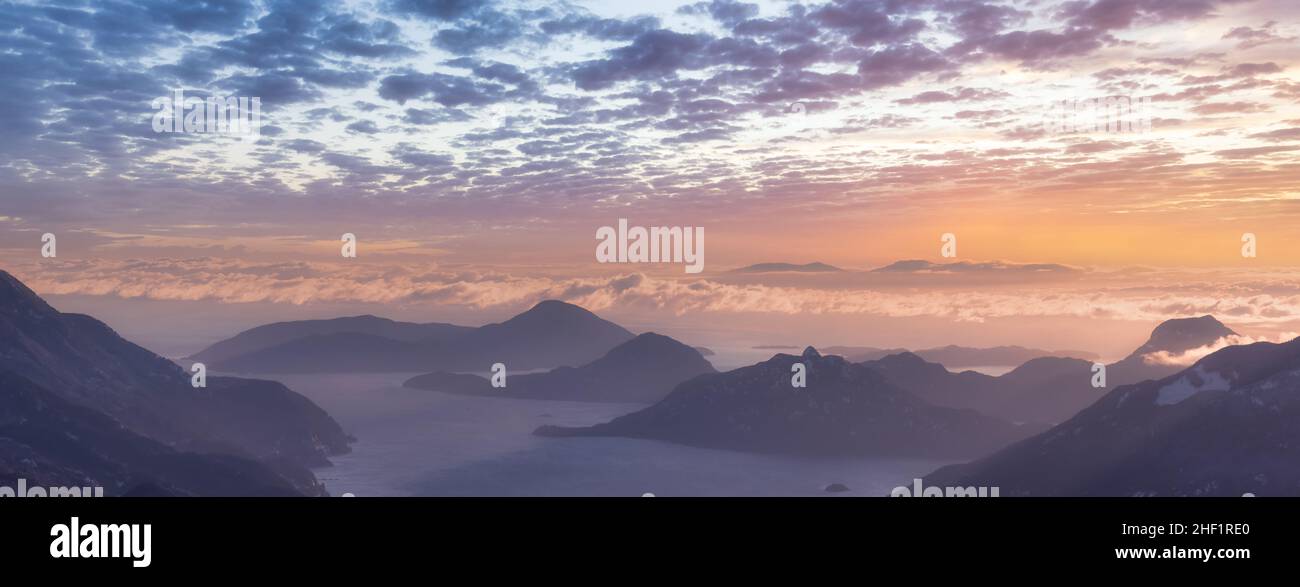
(871, 260), (1079, 274)
(0, 270), (350, 495)
(729, 260), (1082, 275)
(730, 262), (842, 273)
(822, 344), (1099, 367)
(537, 316), (1244, 458)
(404, 333), (716, 403)
(856, 316), (1237, 424)
(537, 347), (1037, 458)
(8, 262), (1265, 495)
(190, 300), (635, 373)
(926, 334), (1300, 496)
(190, 315), (473, 365)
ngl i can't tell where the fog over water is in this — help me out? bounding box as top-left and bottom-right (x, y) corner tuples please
(274, 373), (948, 497)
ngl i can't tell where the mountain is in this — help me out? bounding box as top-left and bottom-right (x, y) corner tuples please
(0, 371), (301, 496)
(536, 347), (1035, 458)
(189, 315), (472, 365)
(1108, 315), (1237, 383)
(859, 351), (1102, 424)
(853, 317), (1239, 424)
(441, 300), (634, 370)
(197, 300), (635, 373)
(1127, 315), (1237, 358)
(210, 332), (434, 373)
(871, 260), (1078, 274)
(924, 336), (1300, 496)
(821, 345), (907, 359)
(730, 262), (842, 273)
(861, 351), (1005, 411)
(0, 270), (350, 495)
(823, 344), (1098, 367)
(404, 332), (716, 403)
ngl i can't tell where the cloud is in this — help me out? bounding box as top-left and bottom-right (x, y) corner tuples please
(570, 29), (714, 91)
(10, 259), (1300, 328)
(1222, 21), (1297, 49)
(1060, 0), (1248, 31)
(678, 0), (760, 26)
(954, 27), (1108, 66)
(895, 87), (1009, 105)
(1213, 145), (1300, 159)
(1249, 127), (1300, 142)
(432, 8), (523, 55)
(0, 0), (1297, 255)
(1141, 333), (1300, 366)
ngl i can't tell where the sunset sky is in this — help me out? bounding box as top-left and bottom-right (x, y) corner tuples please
(1, 0), (1298, 361)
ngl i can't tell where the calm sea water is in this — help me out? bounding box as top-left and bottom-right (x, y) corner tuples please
(273, 373), (952, 497)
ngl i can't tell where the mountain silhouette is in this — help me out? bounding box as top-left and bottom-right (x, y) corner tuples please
(197, 300), (635, 373)
(924, 335), (1300, 496)
(210, 332), (439, 373)
(855, 316), (1239, 424)
(536, 347), (1036, 458)
(870, 260), (1078, 274)
(444, 300), (635, 370)
(0, 270), (350, 495)
(404, 332), (716, 403)
(1108, 315), (1237, 383)
(189, 315), (472, 365)
(824, 344), (1098, 367)
(0, 371), (301, 496)
(730, 262), (842, 273)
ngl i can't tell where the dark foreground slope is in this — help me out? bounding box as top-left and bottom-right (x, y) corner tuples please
(0, 270), (351, 495)
(0, 371), (301, 496)
(926, 336), (1300, 496)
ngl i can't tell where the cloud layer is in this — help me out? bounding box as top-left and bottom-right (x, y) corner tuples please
(12, 257), (1300, 328)
(0, 0), (1296, 251)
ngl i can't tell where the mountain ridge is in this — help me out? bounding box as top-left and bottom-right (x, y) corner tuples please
(823, 344), (1099, 367)
(0, 269), (351, 495)
(194, 299), (635, 373)
(730, 262), (842, 273)
(189, 314), (473, 365)
(536, 347), (1036, 458)
(853, 316), (1240, 424)
(925, 335), (1300, 496)
(404, 332), (716, 403)
(0, 370), (304, 496)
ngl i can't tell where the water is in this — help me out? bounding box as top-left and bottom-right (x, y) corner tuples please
(274, 373), (952, 497)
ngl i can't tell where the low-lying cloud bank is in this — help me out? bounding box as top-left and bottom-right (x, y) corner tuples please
(1141, 333), (1300, 366)
(9, 257), (1300, 326)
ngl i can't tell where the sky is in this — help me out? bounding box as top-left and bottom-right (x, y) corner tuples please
(1, 0), (1298, 360)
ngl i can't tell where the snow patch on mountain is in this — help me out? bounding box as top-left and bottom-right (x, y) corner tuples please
(1155, 366), (1231, 406)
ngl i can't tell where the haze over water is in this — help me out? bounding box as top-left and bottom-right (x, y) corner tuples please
(283, 373), (943, 497)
